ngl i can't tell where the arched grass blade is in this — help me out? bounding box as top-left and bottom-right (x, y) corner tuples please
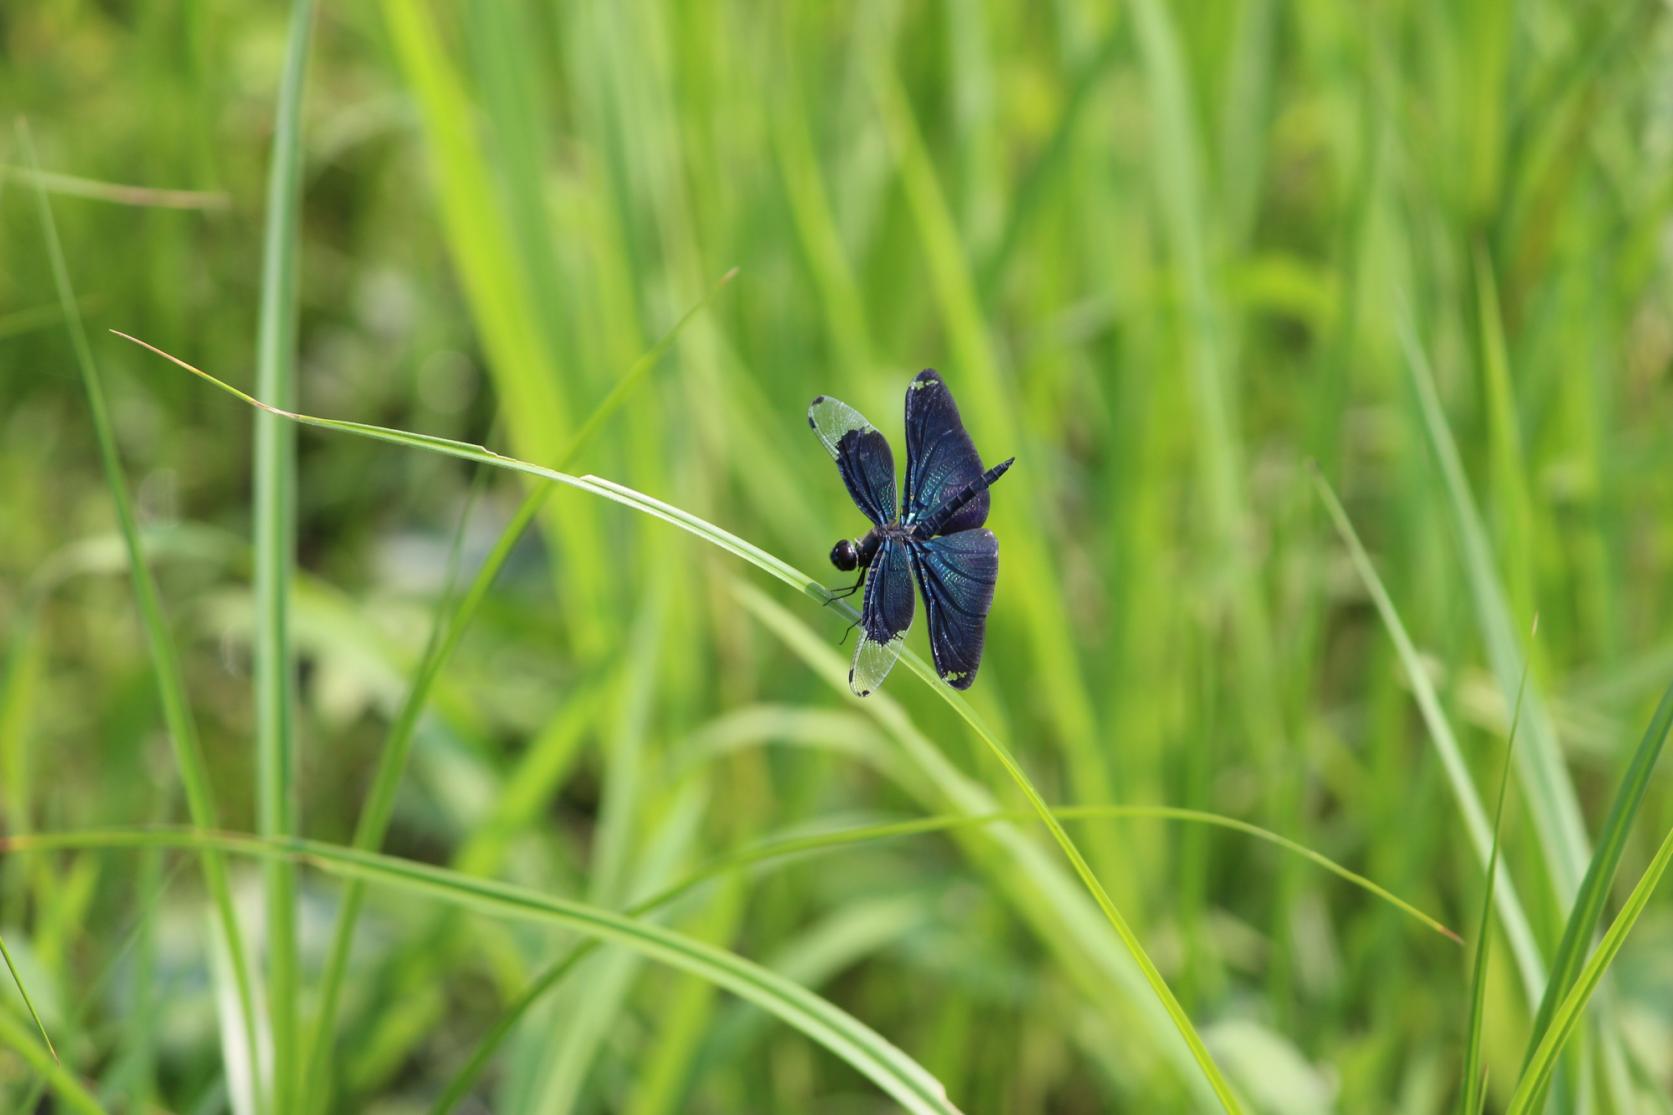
(0, 828), (961, 1115)
(113, 331), (1244, 1114)
(431, 802), (1457, 1111)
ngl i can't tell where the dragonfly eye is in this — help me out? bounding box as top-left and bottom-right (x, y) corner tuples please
(830, 540), (859, 571)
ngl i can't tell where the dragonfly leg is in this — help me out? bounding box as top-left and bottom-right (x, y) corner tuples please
(822, 569), (866, 605)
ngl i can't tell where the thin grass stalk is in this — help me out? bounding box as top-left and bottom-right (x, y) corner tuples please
(0, 931), (56, 1063)
(1519, 677), (1673, 1108)
(1314, 469), (1547, 998)
(252, 4), (316, 1110)
(1505, 818), (1673, 1114)
(1461, 639), (1531, 1114)
(0, 1009), (104, 1115)
(21, 123), (264, 1115)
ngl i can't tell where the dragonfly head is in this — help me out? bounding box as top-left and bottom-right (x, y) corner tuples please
(829, 539), (860, 571)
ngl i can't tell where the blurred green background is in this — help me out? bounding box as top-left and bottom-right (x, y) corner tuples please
(5, 1), (1673, 1112)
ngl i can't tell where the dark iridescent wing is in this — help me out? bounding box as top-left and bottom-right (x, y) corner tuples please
(903, 369), (988, 533)
(908, 529), (998, 689)
(809, 395), (897, 526)
(850, 537), (913, 697)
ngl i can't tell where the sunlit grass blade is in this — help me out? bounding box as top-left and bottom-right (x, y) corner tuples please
(20, 121), (264, 1115)
(0, 828), (962, 1115)
(1504, 816), (1673, 1114)
(252, 3), (315, 1110)
(1461, 632), (1531, 1115)
(0, 931), (56, 1064)
(300, 271), (734, 1105)
(115, 332), (1244, 1114)
(432, 799), (1458, 1110)
(1518, 678), (1673, 1099)
(0, 1008), (103, 1115)
(1313, 468), (1546, 998)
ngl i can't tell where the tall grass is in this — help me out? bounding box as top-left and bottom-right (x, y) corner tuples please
(5, 2), (1673, 1111)
(251, 4), (315, 1111)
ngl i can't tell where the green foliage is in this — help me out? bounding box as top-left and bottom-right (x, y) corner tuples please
(4, 2), (1673, 1112)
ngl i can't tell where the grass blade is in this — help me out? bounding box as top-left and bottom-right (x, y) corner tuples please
(0, 931), (56, 1064)
(251, 4), (316, 1110)
(1399, 314), (1643, 1104)
(20, 122), (264, 1115)
(0, 1008), (103, 1115)
(1313, 468), (1547, 998)
(1505, 817), (1673, 1114)
(1, 829), (962, 1115)
(1461, 634), (1532, 1115)
(0, 164), (229, 210)
(432, 800), (1458, 1111)
(1520, 679), (1673, 1089)
(114, 332), (1244, 1114)
(1397, 317), (1590, 899)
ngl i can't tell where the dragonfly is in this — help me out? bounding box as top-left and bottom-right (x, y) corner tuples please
(809, 369), (1014, 697)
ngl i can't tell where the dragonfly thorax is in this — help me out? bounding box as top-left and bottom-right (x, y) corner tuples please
(830, 525), (905, 571)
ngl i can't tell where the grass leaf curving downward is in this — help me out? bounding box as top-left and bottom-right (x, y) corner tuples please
(113, 331), (1245, 1113)
(0, 827), (959, 1115)
(431, 802), (1456, 1111)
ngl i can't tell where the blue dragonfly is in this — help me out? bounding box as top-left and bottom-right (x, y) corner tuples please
(809, 370), (1013, 697)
